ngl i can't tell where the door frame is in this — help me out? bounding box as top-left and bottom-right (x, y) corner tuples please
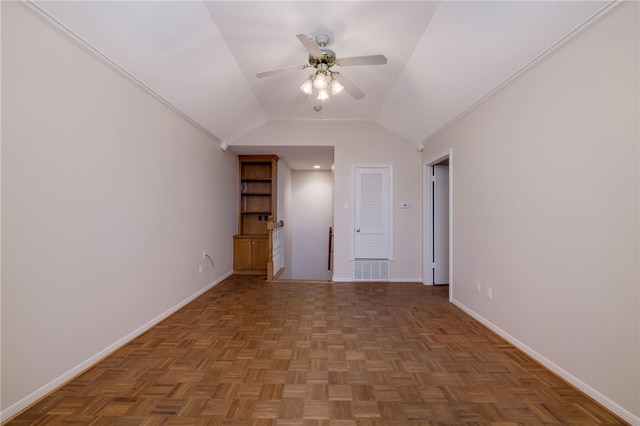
(423, 149), (453, 300)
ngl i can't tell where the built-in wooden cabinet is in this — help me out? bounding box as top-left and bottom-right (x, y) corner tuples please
(233, 155), (278, 273)
(233, 236), (268, 272)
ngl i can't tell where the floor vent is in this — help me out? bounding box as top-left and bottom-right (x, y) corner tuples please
(353, 260), (390, 281)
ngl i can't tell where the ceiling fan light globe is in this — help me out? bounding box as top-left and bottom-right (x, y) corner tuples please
(317, 88), (329, 100)
(314, 74), (328, 90)
(300, 79), (313, 95)
(331, 79), (344, 95)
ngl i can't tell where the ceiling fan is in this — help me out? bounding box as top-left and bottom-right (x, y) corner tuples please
(256, 34), (387, 102)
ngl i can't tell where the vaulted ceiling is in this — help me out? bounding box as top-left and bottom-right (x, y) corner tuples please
(33, 1), (609, 147)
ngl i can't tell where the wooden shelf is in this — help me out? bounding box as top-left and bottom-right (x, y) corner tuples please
(240, 161), (273, 180)
(235, 155), (278, 272)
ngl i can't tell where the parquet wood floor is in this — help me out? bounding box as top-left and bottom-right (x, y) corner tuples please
(7, 275), (627, 425)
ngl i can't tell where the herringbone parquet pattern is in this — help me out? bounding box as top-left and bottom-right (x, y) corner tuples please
(7, 275), (627, 425)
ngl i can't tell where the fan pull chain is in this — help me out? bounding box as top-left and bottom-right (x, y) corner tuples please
(313, 102), (323, 120)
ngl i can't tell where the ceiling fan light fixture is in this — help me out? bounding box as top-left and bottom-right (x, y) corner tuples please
(331, 78), (344, 95)
(317, 88), (329, 100)
(313, 73), (328, 90)
(256, 33), (387, 104)
(300, 78), (313, 95)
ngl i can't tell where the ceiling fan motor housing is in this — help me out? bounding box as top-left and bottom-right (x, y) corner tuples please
(309, 50), (336, 68)
(315, 34), (330, 46)
(308, 34), (336, 69)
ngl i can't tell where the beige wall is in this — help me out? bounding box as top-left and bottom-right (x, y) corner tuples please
(1, 2), (237, 414)
(4, 0), (637, 421)
(422, 3), (639, 420)
(233, 120), (423, 282)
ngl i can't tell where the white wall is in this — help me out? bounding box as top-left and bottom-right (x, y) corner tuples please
(291, 171), (332, 280)
(1, 2), (237, 415)
(422, 3), (639, 421)
(232, 121), (423, 282)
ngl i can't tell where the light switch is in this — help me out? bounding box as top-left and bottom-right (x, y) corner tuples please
(344, 202), (349, 209)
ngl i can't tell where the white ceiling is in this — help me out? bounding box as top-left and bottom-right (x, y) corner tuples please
(33, 0), (610, 169)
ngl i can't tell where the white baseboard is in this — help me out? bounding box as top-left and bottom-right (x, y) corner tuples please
(8, 275), (634, 424)
(391, 278), (423, 283)
(0, 271), (232, 423)
(450, 298), (640, 426)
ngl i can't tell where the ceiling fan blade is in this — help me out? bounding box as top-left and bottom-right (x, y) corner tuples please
(336, 73), (365, 100)
(337, 55), (387, 67)
(256, 64), (307, 78)
(296, 34), (323, 58)
(295, 91), (309, 103)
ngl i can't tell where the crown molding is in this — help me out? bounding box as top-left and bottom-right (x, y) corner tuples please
(421, 0), (630, 146)
(16, 0), (223, 143)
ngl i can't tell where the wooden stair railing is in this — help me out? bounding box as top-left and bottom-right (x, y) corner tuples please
(328, 226), (333, 271)
(267, 216), (285, 281)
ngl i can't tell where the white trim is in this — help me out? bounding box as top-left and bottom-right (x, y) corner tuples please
(421, 0), (629, 146)
(349, 166), (355, 261)
(451, 298), (640, 426)
(389, 278), (423, 283)
(389, 166), (394, 261)
(422, 150), (453, 304)
(16, 0), (223, 144)
(448, 151), (453, 302)
(423, 164), (433, 286)
(0, 272), (232, 423)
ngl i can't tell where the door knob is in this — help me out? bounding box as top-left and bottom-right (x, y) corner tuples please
(355, 228), (361, 232)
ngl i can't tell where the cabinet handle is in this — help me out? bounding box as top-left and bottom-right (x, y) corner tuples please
(355, 228), (361, 232)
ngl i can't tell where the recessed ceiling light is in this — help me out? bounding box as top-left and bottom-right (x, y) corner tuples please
(313, 165), (321, 169)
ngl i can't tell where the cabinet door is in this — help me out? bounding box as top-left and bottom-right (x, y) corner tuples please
(252, 238), (269, 270)
(233, 238), (253, 270)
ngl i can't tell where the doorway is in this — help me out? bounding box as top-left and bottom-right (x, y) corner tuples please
(423, 150), (452, 297)
(290, 169), (333, 280)
(228, 145), (334, 281)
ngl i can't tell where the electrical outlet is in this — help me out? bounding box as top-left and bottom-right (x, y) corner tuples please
(475, 281), (481, 293)
(198, 265), (203, 275)
(485, 286), (492, 300)
(202, 251), (206, 259)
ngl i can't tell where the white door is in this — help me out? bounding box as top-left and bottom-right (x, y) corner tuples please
(433, 165), (449, 284)
(354, 166), (391, 259)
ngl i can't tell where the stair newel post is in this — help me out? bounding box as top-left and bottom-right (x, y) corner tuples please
(267, 215), (274, 281)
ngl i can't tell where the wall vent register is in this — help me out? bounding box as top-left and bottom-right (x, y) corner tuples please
(353, 260), (390, 281)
